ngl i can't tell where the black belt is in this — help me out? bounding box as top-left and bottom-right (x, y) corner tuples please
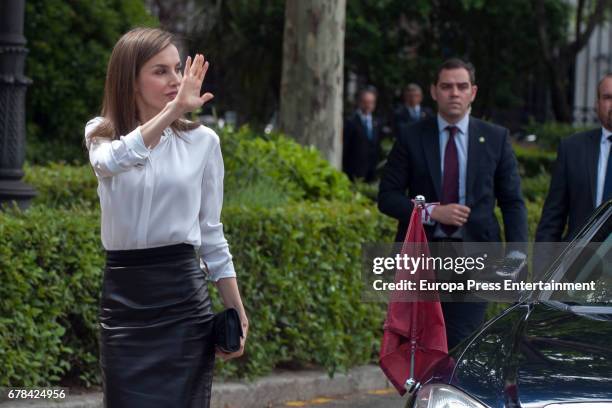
(105, 243), (196, 267)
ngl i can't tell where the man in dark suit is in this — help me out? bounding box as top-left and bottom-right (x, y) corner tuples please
(378, 58), (527, 349)
(343, 87), (382, 182)
(536, 73), (612, 244)
(393, 83), (434, 140)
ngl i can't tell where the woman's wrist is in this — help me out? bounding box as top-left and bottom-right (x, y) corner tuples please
(166, 100), (185, 121)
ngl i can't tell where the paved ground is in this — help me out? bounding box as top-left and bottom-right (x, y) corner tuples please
(274, 387), (407, 408)
(0, 365), (396, 408)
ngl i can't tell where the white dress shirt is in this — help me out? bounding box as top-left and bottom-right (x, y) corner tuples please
(596, 126), (612, 207)
(357, 110), (374, 139)
(85, 117), (236, 282)
(408, 105), (421, 120)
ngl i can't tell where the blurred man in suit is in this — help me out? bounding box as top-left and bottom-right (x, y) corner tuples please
(393, 83), (434, 139)
(378, 58), (527, 349)
(536, 73), (612, 244)
(343, 87), (381, 182)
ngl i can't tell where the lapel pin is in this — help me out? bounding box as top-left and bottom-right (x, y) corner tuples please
(479, 136), (485, 143)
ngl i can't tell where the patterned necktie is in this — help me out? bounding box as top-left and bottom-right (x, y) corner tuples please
(602, 135), (612, 203)
(441, 126), (459, 235)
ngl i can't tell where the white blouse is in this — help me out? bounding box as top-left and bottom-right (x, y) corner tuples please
(84, 117), (236, 282)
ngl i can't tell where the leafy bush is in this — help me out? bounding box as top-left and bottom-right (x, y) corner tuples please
(350, 180), (379, 203)
(23, 163), (98, 210)
(24, 0), (157, 164)
(521, 173), (550, 203)
(220, 126), (354, 203)
(216, 201), (394, 378)
(524, 120), (591, 151)
(514, 144), (557, 178)
(0, 206), (104, 386)
(0, 201), (394, 386)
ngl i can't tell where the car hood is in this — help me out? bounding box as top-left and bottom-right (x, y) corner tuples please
(447, 302), (612, 407)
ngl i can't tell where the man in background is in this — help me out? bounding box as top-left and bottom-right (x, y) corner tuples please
(343, 87), (382, 182)
(393, 83), (434, 139)
(537, 73), (612, 243)
(378, 58), (527, 349)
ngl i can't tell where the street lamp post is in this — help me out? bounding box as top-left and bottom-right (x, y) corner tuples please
(0, 0), (36, 210)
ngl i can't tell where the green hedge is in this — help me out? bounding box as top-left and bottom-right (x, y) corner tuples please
(514, 144), (556, 178)
(525, 120), (591, 151)
(0, 206), (104, 386)
(217, 202), (394, 378)
(0, 201), (394, 386)
(23, 163), (98, 210)
(220, 126), (354, 203)
(521, 173), (550, 203)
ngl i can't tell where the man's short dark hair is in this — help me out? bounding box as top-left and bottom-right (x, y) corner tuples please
(597, 73), (612, 99)
(404, 83), (422, 94)
(434, 58), (476, 85)
(358, 85), (378, 100)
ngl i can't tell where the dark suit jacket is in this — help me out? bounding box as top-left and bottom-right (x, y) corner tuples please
(378, 116), (527, 243)
(342, 112), (381, 182)
(536, 129), (603, 242)
(393, 105), (434, 140)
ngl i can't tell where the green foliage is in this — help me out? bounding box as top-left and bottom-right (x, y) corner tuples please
(514, 145), (557, 178)
(189, 0), (286, 126)
(525, 200), (544, 243)
(215, 201), (395, 378)
(524, 120), (592, 151)
(0, 206), (104, 386)
(220, 126), (354, 203)
(184, 0), (571, 125)
(0, 201), (394, 385)
(224, 179), (290, 208)
(24, 0), (157, 165)
(521, 173), (551, 203)
(345, 0), (569, 118)
(350, 180), (379, 203)
(23, 163), (98, 210)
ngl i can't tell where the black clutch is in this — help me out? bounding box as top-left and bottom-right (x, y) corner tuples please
(213, 308), (243, 353)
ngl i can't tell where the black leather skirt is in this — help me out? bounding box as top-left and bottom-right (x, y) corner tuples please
(99, 243), (215, 408)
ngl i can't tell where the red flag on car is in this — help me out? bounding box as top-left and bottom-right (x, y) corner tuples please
(379, 199), (448, 395)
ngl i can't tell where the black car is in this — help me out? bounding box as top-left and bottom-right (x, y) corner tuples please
(413, 201), (612, 407)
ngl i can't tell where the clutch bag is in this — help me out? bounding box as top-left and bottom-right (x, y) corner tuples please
(213, 308), (243, 353)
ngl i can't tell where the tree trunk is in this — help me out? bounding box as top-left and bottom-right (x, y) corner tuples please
(547, 59), (574, 123)
(534, 0), (611, 123)
(279, 0), (346, 169)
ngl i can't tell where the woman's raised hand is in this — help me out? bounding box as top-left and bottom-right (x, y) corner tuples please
(172, 54), (214, 114)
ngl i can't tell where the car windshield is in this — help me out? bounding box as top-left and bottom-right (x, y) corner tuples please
(547, 213), (612, 308)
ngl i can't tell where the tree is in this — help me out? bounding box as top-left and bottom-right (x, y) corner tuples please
(24, 0), (157, 164)
(534, 0), (611, 122)
(187, 0), (286, 127)
(278, 0), (346, 169)
(343, 0), (570, 124)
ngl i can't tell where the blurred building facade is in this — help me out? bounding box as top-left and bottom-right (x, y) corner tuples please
(574, 21), (612, 125)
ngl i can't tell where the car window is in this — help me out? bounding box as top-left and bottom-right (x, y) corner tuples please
(549, 214), (612, 306)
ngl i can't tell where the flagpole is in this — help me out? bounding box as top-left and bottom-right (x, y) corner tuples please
(404, 195), (425, 406)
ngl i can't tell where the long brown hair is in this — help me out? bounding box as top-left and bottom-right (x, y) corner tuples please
(89, 27), (199, 141)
